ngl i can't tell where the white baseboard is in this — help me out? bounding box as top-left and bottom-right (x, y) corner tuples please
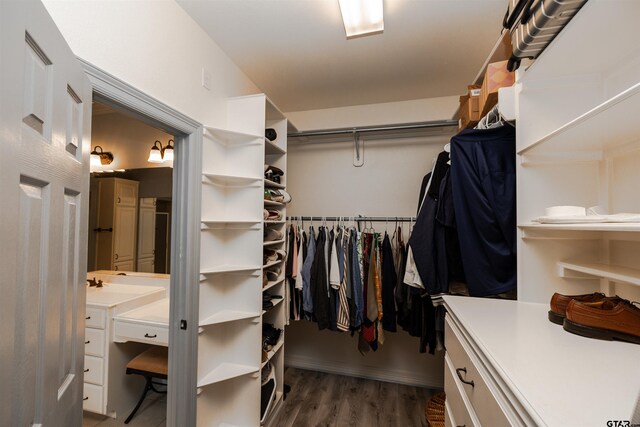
(284, 354), (444, 390)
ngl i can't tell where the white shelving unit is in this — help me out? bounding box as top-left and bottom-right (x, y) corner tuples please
(196, 94), (291, 426)
(260, 97), (288, 424)
(516, 0), (640, 305)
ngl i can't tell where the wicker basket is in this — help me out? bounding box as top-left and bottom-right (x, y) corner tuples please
(425, 392), (446, 427)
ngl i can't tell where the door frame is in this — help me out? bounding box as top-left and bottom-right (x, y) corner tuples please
(80, 59), (200, 426)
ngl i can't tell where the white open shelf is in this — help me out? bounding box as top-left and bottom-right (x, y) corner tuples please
(196, 373), (260, 427)
(201, 220), (261, 229)
(202, 172), (262, 186)
(264, 179), (285, 189)
(520, 223), (640, 233)
(200, 265), (260, 275)
(197, 362), (259, 388)
(201, 227), (261, 270)
(518, 82), (640, 156)
(263, 239), (286, 247)
(263, 278), (285, 293)
(202, 181), (263, 222)
(261, 339), (284, 369)
(558, 261), (640, 287)
(200, 310), (260, 327)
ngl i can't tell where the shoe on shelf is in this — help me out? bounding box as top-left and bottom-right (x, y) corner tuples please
(563, 299), (640, 344)
(548, 291), (610, 325)
(264, 228), (283, 241)
(266, 210), (282, 221)
(260, 362), (276, 423)
(265, 270), (280, 282)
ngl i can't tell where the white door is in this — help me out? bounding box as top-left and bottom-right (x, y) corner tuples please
(113, 205), (137, 264)
(0, 1), (92, 425)
(138, 200), (156, 260)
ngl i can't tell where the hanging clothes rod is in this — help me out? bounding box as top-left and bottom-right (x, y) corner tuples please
(286, 215), (415, 222)
(287, 120), (458, 139)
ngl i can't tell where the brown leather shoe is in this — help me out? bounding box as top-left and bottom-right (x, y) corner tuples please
(564, 299), (640, 344)
(548, 292), (607, 325)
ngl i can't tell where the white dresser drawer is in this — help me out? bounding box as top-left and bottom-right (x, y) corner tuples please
(85, 307), (106, 329)
(444, 353), (478, 427)
(84, 355), (104, 386)
(82, 382), (104, 414)
(84, 328), (105, 357)
(445, 318), (510, 427)
(113, 320), (168, 346)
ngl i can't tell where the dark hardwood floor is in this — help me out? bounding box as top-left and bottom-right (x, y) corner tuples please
(269, 367), (436, 427)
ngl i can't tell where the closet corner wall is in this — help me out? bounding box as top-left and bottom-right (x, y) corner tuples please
(515, 0), (640, 305)
(197, 93), (288, 426)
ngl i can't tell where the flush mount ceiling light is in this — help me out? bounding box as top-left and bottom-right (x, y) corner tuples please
(148, 139), (174, 163)
(338, 0), (384, 39)
(90, 145), (114, 167)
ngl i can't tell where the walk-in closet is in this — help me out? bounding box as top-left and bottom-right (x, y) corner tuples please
(2, 0), (639, 426)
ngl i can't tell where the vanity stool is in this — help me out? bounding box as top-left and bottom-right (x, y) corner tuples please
(124, 346), (168, 424)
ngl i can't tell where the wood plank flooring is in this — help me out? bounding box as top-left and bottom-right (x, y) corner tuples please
(82, 368), (437, 426)
(269, 367), (436, 427)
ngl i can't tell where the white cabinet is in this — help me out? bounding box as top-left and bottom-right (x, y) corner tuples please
(443, 296), (640, 427)
(95, 178), (139, 271)
(137, 197), (156, 272)
(83, 283), (165, 418)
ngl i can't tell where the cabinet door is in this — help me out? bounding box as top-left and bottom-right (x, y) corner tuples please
(115, 180), (138, 207)
(113, 206), (136, 262)
(113, 259), (134, 272)
(138, 205), (156, 259)
(137, 257), (154, 273)
(140, 197), (156, 208)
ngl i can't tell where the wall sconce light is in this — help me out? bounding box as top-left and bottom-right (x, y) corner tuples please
(90, 146), (114, 167)
(148, 139), (174, 163)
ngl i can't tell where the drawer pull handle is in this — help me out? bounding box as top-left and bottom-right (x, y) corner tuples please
(456, 367), (475, 388)
(85, 316), (91, 320)
(83, 397), (89, 401)
(85, 340), (90, 344)
(144, 333), (157, 338)
(84, 368), (90, 373)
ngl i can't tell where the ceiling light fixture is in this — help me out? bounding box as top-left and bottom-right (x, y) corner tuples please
(338, 0), (384, 39)
(147, 139), (174, 163)
(90, 145), (114, 166)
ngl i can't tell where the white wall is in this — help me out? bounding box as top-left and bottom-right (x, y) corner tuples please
(286, 95), (459, 131)
(286, 128), (457, 389)
(42, 0), (260, 127)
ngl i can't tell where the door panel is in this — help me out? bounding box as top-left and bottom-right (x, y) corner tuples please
(115, 180), (138, 206)
(0, 0), (92, 424)
(114, 206), (137, 262)
(138, 204), (156, 259)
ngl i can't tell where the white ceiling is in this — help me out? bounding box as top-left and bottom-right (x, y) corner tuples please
(177, 0), (506, 113)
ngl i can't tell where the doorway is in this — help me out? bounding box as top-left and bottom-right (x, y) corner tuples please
(83, 61), (202, 426)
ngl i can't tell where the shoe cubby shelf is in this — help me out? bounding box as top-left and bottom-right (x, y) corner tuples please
(264, 179), (285, 189)
(199, 310), (261, 327)
(519, 223), (640, 233)
(263, 239), (286, 247)
(263, 278), (285, 293)
(196, 374), (259, 427)
(265, 137), (286, 155)
(264, 220), (286, 225)
(262, 297), (284, 315)
(197, 362), (259, 388)
(263, 259), (284, 269)
(203, 126), (263, 145)
(261, 339), (284, 369)
(264, 199), (285, 207)
(518, 82), (640, 156)
(558, 261), (640, 287)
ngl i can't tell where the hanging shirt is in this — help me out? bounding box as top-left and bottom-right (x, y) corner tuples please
(350, 229), (364, 328)
(301, 227), (316, 317)
(381, 233), (397, 332)
(329, 228), (340, 289)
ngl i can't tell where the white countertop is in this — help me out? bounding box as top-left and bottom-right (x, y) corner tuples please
(86, 283), (165, 308)
(115, 298), (170, 326)
(443, 296), (640, 427)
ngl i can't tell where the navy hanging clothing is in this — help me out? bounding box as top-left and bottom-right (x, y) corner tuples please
(450, 125), (517, 297)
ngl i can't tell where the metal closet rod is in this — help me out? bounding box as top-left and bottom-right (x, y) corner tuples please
(287, 215), (415, 222)
(287, 119), (458, 138)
